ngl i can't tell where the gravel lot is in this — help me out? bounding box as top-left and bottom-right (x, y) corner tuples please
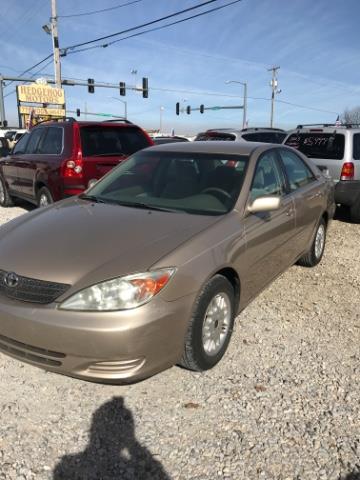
(0, 204), (359, 480)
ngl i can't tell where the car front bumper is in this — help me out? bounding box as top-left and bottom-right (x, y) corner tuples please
(0, 293), (195, 384)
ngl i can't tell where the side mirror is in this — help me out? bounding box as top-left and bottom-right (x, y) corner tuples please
(247, 195), (281, 214)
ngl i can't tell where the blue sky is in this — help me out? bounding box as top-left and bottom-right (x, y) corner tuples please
(1, 0), (360, 134)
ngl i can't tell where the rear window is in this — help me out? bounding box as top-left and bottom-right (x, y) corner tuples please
(285, 133), (345, 160)
(195, 132), (236, 141)
(80, 126), (151, 157)
(242, 131), (286, 144)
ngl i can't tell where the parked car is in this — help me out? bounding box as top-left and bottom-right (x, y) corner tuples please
(195, 127), (287, 144)
(0, 141), (335, 383)
(5, 130), (27, 150)
(283, 123), (360, 222)
(152, 135), (189, 145)
(0, 118), (153, 208)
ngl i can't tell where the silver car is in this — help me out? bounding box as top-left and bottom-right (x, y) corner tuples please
(195, 127), (287, 144)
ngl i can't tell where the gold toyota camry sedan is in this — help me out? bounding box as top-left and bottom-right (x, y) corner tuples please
(0, 142), (335, 383)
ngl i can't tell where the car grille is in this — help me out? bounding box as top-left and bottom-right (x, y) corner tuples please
(0, 269), (70, 304)
(0, 334), (65, 367)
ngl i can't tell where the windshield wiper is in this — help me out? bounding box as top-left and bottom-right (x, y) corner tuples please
(78, 194), (106, 203)
(113, 200), (185, 213)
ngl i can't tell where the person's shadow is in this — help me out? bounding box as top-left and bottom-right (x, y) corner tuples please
(53, 396), (171, 480)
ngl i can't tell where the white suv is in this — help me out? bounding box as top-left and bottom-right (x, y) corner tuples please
(284, 124), (360, 222)
(194, 127), (287, 144)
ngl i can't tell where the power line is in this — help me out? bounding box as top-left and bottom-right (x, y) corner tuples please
(3, 59), (54, 99)
(63, 0), (223, 53)
(65, 0), (243, 56)
(58, 0), (146, 18)
(4, 54), (53, 89)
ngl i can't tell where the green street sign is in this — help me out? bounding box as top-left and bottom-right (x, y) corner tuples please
(211, 106), (221, 110)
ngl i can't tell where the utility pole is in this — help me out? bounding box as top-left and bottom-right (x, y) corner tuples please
(51, 0), (62, 88)
(0, 77), (6, 126)
(268, 66), (280, 128)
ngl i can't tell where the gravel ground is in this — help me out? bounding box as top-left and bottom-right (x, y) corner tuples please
(0, 204), (359, 480)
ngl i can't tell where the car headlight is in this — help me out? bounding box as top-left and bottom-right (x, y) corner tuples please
(59, 268), (176, 311)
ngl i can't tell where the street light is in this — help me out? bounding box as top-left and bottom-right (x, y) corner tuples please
(225, 80), (248, 129)
(110, 97), (127, 119)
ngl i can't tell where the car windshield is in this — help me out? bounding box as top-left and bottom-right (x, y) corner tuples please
(86, 151), (248, 215)
(285, 133), (345, 160)
(80, 126), (150, 157)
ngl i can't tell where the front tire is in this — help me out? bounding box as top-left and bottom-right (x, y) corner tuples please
(0, 175), (14, 207)
(36, 186), (53, 208)
(179, 275), (235, 372)
(297, 218), (327, 267)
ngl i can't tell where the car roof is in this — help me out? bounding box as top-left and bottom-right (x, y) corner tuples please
(146, 140), (267, 156)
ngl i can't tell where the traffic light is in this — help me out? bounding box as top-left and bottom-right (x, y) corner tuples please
(142, 77), (149, 98)
(176, 102), (180, 115)
(119, 82), (126, 96)
(76, 108), (80, 117)
(200, 104), (204, 114)
(186, 105), (191, 115)
(2, 120), (7, 128)
(87, 78), (95, 94)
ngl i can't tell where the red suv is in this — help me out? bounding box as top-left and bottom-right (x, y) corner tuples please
(0, 118), (153, 207)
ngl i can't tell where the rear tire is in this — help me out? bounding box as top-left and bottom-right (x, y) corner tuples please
(179, 275), (235, 372)
(0, 175), (14, 207)
(297, 218), (326, 267)
(350, 196), (360, 223)
(36, 186), (53, 208)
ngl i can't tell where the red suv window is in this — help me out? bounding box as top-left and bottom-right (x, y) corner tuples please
(80, 126), (151, 157)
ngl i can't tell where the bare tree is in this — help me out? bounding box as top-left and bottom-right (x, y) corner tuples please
(341, 106), (360, 124)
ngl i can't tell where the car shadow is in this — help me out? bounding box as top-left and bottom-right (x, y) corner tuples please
(334, 205), (353, 223)
(339, 473), (360, 480)
(53, 396), (171, 480)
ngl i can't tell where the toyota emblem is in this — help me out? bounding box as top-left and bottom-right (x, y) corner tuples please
(4, 272), (19, 288)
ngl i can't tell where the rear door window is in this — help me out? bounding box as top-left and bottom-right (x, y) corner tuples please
(39, 127), (63, 154)
(25, 128), (45, 154)
(279, 149), (315, 191)
(242, 132), (286, 144)
(285, 133), (345, 160)
(80, 126), (150, 157)
(353, 134), (360, 160)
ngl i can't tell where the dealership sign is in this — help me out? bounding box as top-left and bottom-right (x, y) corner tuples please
(16, 83), (66, 128)
(17, 85), (65, 105)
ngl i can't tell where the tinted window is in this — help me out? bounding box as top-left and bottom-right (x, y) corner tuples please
(285, 133), (345, 160)
(353, 134), (360, 160)
(80, 127), (150, 157)
(242, 131), (286, 144)
(25, 128), (45, 154)
(279, 149), (315, 191)
(195, 132), (236, 141)
(39, 127), (63, 154)
(250, 151), (285, 200)
(12, 132), (30, 154)
(88, 151), (248, 216)
(153, 137), (189, 145)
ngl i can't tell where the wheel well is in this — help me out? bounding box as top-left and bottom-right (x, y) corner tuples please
(322, 211), (328, 225)
(216, 267), (241, 311)
(35, 181), (47, 195)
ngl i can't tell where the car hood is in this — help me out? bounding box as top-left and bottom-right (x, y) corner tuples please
(0, 198), (219, 291)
